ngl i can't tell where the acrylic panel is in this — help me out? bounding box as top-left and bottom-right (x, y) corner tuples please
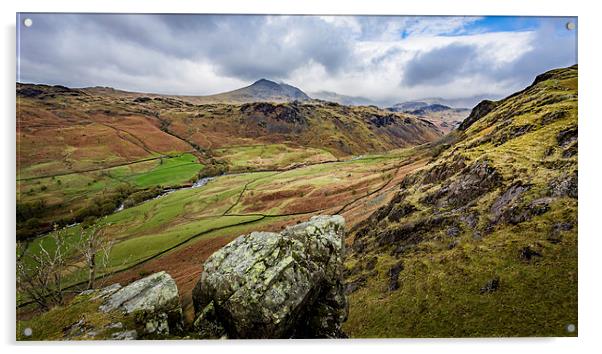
(16, 13), (578, 340)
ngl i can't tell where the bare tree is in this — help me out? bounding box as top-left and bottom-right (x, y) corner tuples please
(17, 222), (115, 311)
(16, 226), (68, 310)
(79, 224), (114, 290)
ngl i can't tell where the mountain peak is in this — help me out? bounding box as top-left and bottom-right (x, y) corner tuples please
(228, 78), (310, 102)
(252, 78), (279, 86)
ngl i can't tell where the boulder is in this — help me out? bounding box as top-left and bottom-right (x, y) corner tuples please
(27, 272), (184, 340)
(480, 277), (500, 294)
(99, 271), (183, 336)
(192, 215), (348, 339)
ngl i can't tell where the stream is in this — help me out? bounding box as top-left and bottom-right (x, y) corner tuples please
(114, 176), (215, 212)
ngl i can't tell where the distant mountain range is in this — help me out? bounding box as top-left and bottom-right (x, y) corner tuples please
(386, 101), (471, 134)
(409, 95), (501, 109)
(310, 93), (497, 110)
(24, 78), (497, 110)
(309, 91), (381, 107)
(54, 79), (310, 105)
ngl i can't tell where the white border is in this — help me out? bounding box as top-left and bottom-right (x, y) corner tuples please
(2, 1), (601, 353)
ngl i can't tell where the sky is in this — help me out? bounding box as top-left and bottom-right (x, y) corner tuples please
(17, 14), (577, 107)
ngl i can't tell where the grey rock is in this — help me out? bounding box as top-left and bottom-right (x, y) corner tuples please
(480, 277), (500, 294)
(387, 203), (418, 223)
(550, 172), (577, 198)
(106, 322), (123, 330)
(507, 197), (552, 225)
(192, 301), (227, 339)
(556, 126), (577, 147)
(192, 215), (348, 339)
(421, 155), (467, 185)
(490, 182), (531, 221)
(100, 271), (183, 336)
(345, 275), (367, 294)
(91, 283), (122, 300)
(519, 246), (543, 262)
(423, 160), (502, 208)
(446, 226), (461, 237)
(111, 330), (138, 340)
(387, 261), (404, 292)
(548, 221), (574, 244)
(458, 100), (498, 131)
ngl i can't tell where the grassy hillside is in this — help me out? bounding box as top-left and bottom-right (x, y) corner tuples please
(343, 65), (578, 337)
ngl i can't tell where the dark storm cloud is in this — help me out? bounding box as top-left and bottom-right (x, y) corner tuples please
(195, 16), (353, 80)
(402, 43), (480, 86)
(17, 14), (353, 89)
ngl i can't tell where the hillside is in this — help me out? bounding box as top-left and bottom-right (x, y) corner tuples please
(16, 83), (441, 240)
(388, 102), (471, 134)
(184, 79), (311, 104)
(343, 65), (578, 337)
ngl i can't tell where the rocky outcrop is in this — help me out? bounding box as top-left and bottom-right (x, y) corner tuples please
(458, 99), (498, 131)
(550, 171), (578, 198)
(99, 271), (183, 336)
(423, 160), (502, 209)
(368, 113), (397, 127)
(240, 102), (308, 126)
(490, 182), (531, 222)
(35, 272), (184, 341)
(192, 215), (348, 339)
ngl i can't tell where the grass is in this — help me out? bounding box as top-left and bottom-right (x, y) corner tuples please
(344, 202), (577, 337)
(105, 215), (263, 270)
(128, 153), (203, 188)
(17, 153), (203, 237)
(17, 293), (134, 341)
(213, 143), (336, 171)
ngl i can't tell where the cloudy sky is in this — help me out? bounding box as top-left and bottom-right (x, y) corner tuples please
(17, 14), (577, 106)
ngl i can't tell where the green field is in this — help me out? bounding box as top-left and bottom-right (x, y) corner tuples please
(16, 153), (204, 239)
(213, 143), (337, 171)
(125, 153), (202, 187)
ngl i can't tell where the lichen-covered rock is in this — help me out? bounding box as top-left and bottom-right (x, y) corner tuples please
(100, 271), (183, 337)
(21, 272), (183, 341)
(192, 215), (348, 339)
